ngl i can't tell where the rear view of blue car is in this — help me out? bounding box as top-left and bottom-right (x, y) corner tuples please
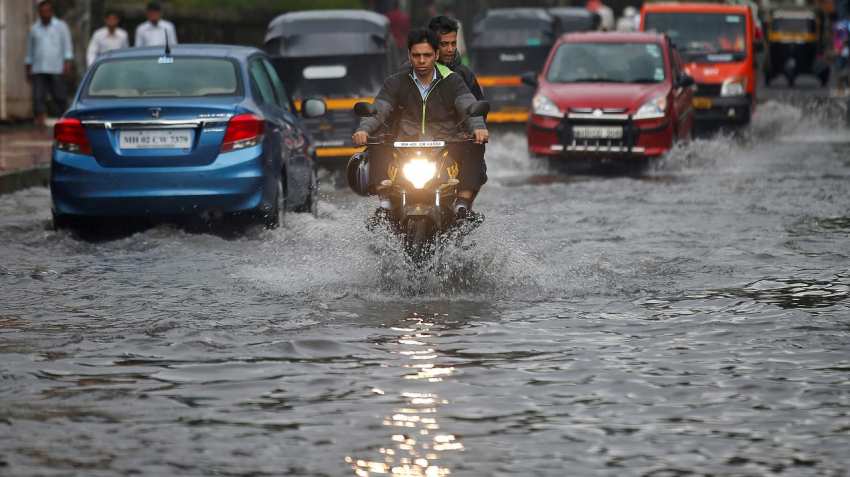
(51, 45), (326, 230)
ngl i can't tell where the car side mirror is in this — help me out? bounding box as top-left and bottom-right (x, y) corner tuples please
(354, 101), (377, 117)
(755, 41), (764, 53)
(677, 74), (695, 88)
(466, 100), (490, 117)
(302, 98), (326, 118)
(521, 71), (538, 87)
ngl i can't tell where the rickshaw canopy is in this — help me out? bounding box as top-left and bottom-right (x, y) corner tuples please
(264, 10), (391, 58)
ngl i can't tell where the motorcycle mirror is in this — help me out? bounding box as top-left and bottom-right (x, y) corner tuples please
(466, 101), (490, 118)
(521, 71), (538, 87)
(354, 102), (377, 117)
(302, 98), (327, 118)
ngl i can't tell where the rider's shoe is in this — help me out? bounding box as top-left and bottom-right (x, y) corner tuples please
(366, 207), (390, 231)
(454, 204), (484, 227)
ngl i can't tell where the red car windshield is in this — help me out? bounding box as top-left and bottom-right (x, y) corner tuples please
(546, 42), (666, 83)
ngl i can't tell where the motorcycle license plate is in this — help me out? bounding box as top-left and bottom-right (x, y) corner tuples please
(120, 129), (192, 149)
(573, 126), (623, 139)
(693, 97), (713, 110)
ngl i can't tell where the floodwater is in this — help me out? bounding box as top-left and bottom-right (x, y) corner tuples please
(1, 100), (848, 476)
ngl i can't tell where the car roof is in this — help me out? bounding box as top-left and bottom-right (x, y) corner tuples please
(560, 31), (666, 44)
(480, 7), (553, 20)
(99, 44), (263, 62)
(548, 7), (594, 17)
(642, 3), (750, 14)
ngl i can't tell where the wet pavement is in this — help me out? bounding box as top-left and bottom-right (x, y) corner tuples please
(0, 125), (52, 194)
(1, 99), (849, 476)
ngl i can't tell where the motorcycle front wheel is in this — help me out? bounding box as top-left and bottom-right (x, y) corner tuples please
(404, 217), (434, 263)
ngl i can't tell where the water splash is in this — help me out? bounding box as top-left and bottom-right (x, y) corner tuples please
(241, 200), (543, 302)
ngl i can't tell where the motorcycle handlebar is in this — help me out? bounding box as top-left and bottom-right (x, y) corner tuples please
(364, 135), (479, 146)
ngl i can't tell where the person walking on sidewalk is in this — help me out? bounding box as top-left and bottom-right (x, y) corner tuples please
(24, 0), (73, 128)
(134, 2), (177, 47)
(86, 11), (129, 67)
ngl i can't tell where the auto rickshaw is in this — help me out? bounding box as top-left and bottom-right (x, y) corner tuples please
(264, 10), (399, 161)
(548, 7), (599, 36)
(469, 8), (557, 123)
(764, 8), (830, 87)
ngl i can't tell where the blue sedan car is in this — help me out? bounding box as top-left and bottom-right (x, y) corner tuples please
(51, 44), (326, 229)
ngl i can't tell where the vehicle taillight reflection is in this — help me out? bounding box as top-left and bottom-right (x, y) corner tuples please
(54, 118), (92, 155)
(221, 114), (265, 152)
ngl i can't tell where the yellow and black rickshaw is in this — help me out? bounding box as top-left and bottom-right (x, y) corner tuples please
(469, 8), (557, 124)
(264, 10), (399, 161)
(548, 7), (599, 36)
(764, 8), (830, 87)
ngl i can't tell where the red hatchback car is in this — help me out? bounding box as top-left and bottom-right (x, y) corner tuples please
(526, 32), (695, 163)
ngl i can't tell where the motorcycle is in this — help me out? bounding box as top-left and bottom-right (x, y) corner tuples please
(348, 100), (489, 262)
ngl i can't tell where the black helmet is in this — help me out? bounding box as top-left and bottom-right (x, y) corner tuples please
(346, 152), (370, 196)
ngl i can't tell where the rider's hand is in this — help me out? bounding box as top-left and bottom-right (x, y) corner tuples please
(473, 129), (489, 144)
(352, 130), (369, 147)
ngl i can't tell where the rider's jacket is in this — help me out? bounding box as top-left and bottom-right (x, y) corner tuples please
(356, 63), (486, 142)
(441, 54), (485, 101)
(399, 53), (485, 101)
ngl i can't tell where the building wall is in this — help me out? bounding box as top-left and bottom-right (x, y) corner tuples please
(1, 0), (36, 120)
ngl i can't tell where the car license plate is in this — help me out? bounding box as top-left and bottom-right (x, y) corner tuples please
(573, 126), (623, 139)
(693, 97), (713, 109)
(120, 130), (192, 149)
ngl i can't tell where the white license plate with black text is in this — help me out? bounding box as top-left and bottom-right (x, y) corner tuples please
(120, 130), (192, 149)
(573, 126), (623, 139)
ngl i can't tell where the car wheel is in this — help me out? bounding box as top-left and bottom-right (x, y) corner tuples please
(263, 177), (285, 229)
(52, 211), (78, 231)
(294, 168), (318, 217)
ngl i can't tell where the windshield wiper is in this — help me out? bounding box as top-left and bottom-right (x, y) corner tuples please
(630, 78), (661, 84)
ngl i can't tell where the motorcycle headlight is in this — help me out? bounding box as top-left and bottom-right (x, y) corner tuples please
(633, 95), (667, 120)
(721, 78), (746, 97)
(532, 94), (563, 118)
(402, 158), (437, 189)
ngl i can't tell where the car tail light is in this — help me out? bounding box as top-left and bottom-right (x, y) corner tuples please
(54, 118), (92, 155)
(221, 114), (265, 152)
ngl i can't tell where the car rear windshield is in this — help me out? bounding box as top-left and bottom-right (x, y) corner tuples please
(546, 42), (666, 84)
(87, 57), (240, 98)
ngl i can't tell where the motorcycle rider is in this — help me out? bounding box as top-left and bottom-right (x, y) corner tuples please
(352, 28), (489, 220)
(428, 15), (484, 101)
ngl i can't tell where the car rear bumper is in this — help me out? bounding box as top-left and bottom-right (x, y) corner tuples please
(50, 146), (267, 217)
(527, 114), (674, 160)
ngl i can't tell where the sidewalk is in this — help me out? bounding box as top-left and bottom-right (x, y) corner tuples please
(0, 123), (52, 195)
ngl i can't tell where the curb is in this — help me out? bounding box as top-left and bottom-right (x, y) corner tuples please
(0, 166), (49, 196)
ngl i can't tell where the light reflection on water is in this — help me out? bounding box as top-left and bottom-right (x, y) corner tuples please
(348, 314), (463, 477)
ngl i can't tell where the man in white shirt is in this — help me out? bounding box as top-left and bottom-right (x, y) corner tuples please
(86, 11), (129, 67)
(24, 0), (73, 127)
(134, 2), (178, 48)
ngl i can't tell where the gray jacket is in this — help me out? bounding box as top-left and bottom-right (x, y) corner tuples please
(357, 63), (486, 142)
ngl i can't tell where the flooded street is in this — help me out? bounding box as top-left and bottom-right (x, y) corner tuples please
(1, 100), (849, 476)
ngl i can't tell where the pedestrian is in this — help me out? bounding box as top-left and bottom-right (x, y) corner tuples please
(616, 6), (639, 32)
(835, 20), (850, 96)
(586, 0), (614, 31)
(134, 2), (177, 48)
(25, 0), (73, 128)
(86, 11), (129, 67)
(384, 0), (411, 52)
